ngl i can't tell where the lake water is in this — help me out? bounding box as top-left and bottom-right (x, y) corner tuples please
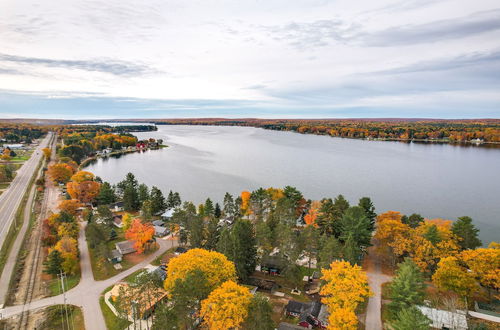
(85, 125), (500, 244)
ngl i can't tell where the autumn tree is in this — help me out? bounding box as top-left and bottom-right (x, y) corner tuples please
(432, 256), (477, 302)
(53, 236), (79, 274)
(42, 147), (51, 160)
(240, 190), (251, 216)
(70, 170), (95, 183)
(58, 199), (82, 216)
(67, 180), (101, 204)
(304, 200), (320, 226)
(452, 216), (482, 250)
(460, 245), (500, 297)
(48, 163), (74, 183)
(200, 280), (252, 330)
(164, 248), (236, 294)
(320, 260), (371, 329)
(125, 219), (155, 253)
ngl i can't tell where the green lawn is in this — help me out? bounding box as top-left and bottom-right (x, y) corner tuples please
(88, 227), (159, 280)
(47, 273), (81, 296)
(38, 305), (85, 330)
(100, 286), (132, 330)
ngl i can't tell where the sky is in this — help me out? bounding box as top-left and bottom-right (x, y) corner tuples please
(0, 0), (499, 119)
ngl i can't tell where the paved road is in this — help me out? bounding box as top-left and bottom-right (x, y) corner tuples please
(1, 222), (176, 329)
(365, 257), (392, 330)
(0, 133), (52, 252)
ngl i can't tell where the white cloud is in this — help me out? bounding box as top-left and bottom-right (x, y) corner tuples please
(0, 0), (499, 117)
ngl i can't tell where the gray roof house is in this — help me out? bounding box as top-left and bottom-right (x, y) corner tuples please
(154, 225), (169, 237)
(115, 241), (136, 255)
(152, 220), (164, 227)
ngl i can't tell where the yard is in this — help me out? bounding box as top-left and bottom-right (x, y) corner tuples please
(100, 285), (132, 330)
(46, 273), (81, 296)
(88, 228), (159, 281)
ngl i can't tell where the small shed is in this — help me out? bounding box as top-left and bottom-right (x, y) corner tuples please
(115, 241), (136, 255)
(113, 215), (123, 228)
(108, 249), (123, 264)
(154, 225), (169, 237)
(161, 209), (175, 219)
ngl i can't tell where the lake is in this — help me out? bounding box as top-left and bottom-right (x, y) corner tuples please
(85, 125), (500, 244)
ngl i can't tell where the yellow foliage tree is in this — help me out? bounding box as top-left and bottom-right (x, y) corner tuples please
(122, 213), (133, 231)
(42, 147), (51, 159)
(58, 199), (82, 216)
(164, 248), (236, 294)
(432, 256), (477, 299)
(48, 163), (74, 183)
(200, 280), (252, 329)
(461, 246), (500, 296)
(53, 236), (79, 274)
(320, 261), (371, 329)
(70, 171), (95, 183)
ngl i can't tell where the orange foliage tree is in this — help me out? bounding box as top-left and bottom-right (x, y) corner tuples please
(304, 200), (321, 226)
(58, 199), (82, 216)
(125, 219), (155, 253)
(240, 191), (251, 215)
(67, 181), (101, 204)
(70, 170), (95, 183)
(200, 280), (252, 329)
(48, 163), (75, 183)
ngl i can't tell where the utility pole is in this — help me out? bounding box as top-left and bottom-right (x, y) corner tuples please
(58, 271), (72, 330)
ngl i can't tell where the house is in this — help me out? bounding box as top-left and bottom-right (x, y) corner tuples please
(260, 255), (287, 275)
(161, 209), (175, 220)
(154, 225), (169, 237)
(285, 300), (327, 329)
(109, 282), (168, 319)
(108, 249), (123, 264)
(115, 241), (136, 255)
(3, 144), (24, 150)
(152, 220), (164, 227)
(113, 215), (123, 228)
(174, 247), (187, 255)
(109, 202), (124, 212)
(417, 306), (468, 330)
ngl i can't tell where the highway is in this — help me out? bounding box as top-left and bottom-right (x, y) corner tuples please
(0, 132), (52, 253)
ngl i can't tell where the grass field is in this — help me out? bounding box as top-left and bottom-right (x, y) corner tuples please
(39, 305), (85, 330)
(47, 273), (81, 296)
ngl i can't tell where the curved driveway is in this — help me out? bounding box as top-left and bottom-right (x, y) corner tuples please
(1, 221), (175, 330)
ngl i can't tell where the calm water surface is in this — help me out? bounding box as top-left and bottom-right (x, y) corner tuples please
(86, 125), (500, 244)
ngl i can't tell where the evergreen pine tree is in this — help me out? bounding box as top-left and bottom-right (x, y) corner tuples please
(452, 216), (482, 250)
(388, 258), (426, 318)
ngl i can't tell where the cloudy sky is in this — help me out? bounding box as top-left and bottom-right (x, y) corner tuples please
(0, 0), (499, 119)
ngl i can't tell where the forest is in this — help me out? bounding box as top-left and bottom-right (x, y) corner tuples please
(149, 118), (500, 144)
